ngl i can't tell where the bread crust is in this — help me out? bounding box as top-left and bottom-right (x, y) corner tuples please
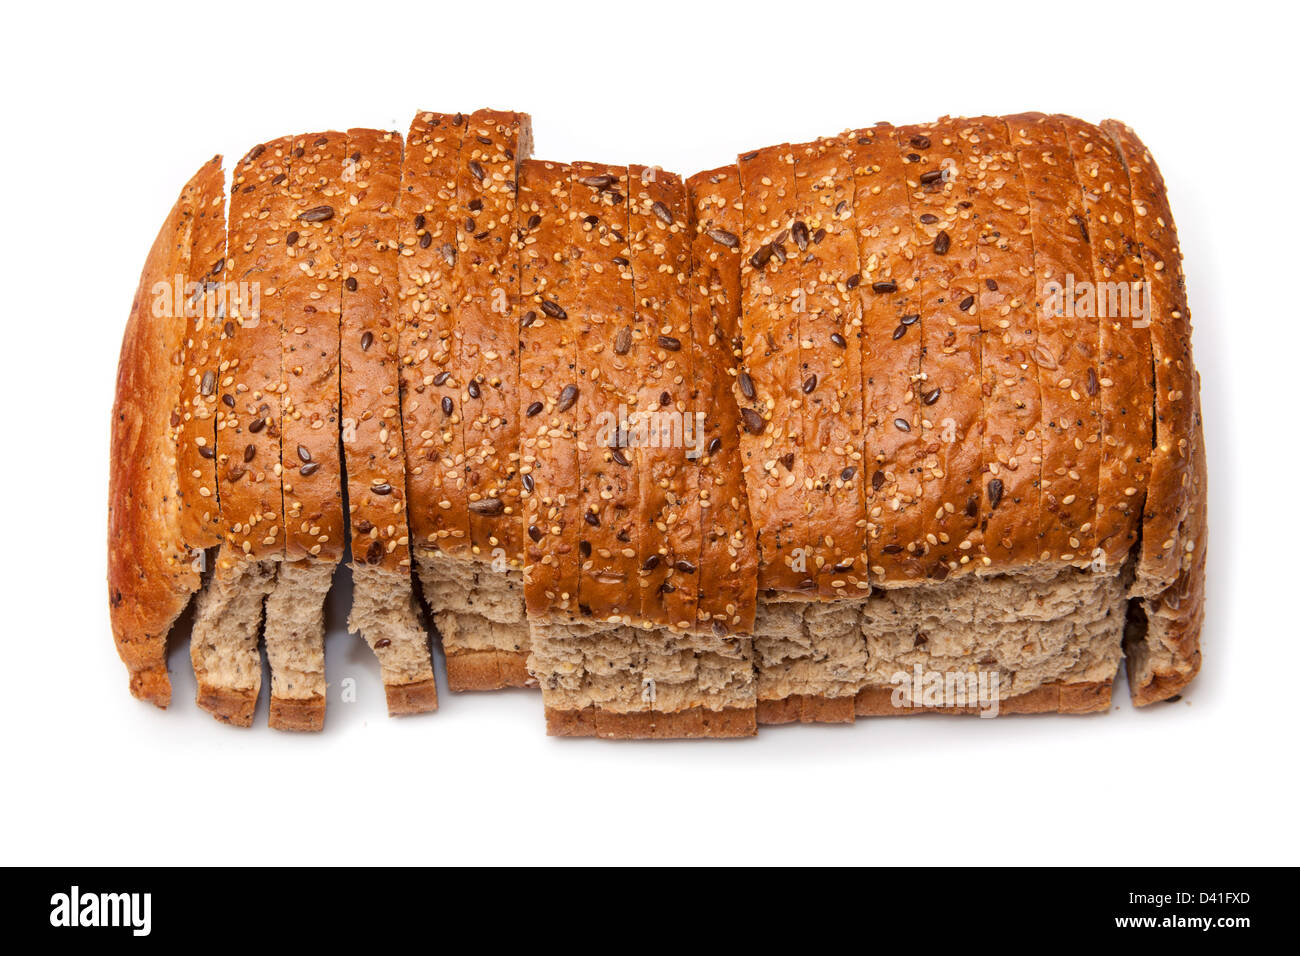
(757, 694), (856, 725)
(1103, 119), (1207, 702)
(846, 126), (928, 584)
(457, 110), (531, 570)
(545, 705), (757, 738)
(219, 138), (295, 558)
(108, 165), (209, 705)
(964, 118), (1044, 572)
(570, 163), (641, 624)
(385, 678), (439, 716)
(444, 649), (535, 691)
(737, 145), (811, 594)
(518, 160), (581, 619)
(281, 131), (347, 562)
(195, 684), (258, 727)
(341, 129), (411, 573)
(853, 680), (1111, 716)
(897, 119), (986, 581)
(794, 135), (869, 599)
(1055, 116), (1153, 567)
(1101, 120), (1199, 598)
(628, 165), (697, 629)
(398, 112), (469, 555)
(1007, 114), (1102, 568)
(686, 166), (759, 638)
(176, 156), (228, 550)
(268, 694), (325, 732)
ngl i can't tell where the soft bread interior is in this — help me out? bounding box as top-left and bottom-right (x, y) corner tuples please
(190, 546), (277, 724)
(348, 563), (437, 704)
(527, 566), (1127, 721)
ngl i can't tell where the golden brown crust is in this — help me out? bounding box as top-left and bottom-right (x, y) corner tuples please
(195, 682), (258, 727)
(444, 649), (504, 691)
(518, 160), (581, 619)
(281, 131), (347, 562)
(384, 678), (439, 715)
(757, 694), (855, 725)
(108, 163), (207, 707)
(176, 156), (228, 550)
(794, 135), (869, 599)
(737, 144), (810, 594)
(965, 118), (1043, 572)
(685, 165), (759, 637)
(1055, 116), (1153, 567)
(219, 137), (295, 559)
(847, 125), (928, 584)
(570, 163), (640, 623)
(457, 110), (531, 569)
(545, 706), (756, 739)
(496, 650), (536, 688)
(341, 129), (411, 572)
(544, 705), (598, 737)
(1101, 120), (1199, 596)
(1007, 114), (1101, 568)
(628, 165), (697, 630)
(269, 694), (325, 732)
(853, 680), (1111, 716)
(398, 112), (469, 555)
(897, 119), (985, 581)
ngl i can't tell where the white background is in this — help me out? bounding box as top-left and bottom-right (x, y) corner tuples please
(1, 0), (1294, 866)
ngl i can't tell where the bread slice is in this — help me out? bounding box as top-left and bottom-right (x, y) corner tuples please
(896, 119), (986, 580)
(570, 162), (642, 624)
(191, 545), (277, 725)
(217, 138), (294, 559)
(341, 127), (437, 716)
(793, 135), (869, 599)
(518, 159), (581, 620)
(628, 165), (697, 629)
(456, 110), (532, 570)
(397, 112), (470, 557)
(176, 156), (228, 551)
(1101, 120), (1199, 599)
(1054, 116), (1152, 567)
(281, 131), (347, 563)
(192, 138), (296, 722)
(108, 162), (208, 706)
(845, 125), (928, 584)
(736, 145), (811, 594)
(529, 164), (759, 739)
(963, 117), (1043, 572)
(260, 131), (349, 729)
(685, 165), (759, 643)
(1102, 119), (1204, 701)
(1006, 114), (1102, 568)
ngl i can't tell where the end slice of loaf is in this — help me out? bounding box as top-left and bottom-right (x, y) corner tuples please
(108, 162), (209, 705)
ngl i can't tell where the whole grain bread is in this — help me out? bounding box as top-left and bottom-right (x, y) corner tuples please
(110, 110), (1205, 734)
(341, 127), (438, 715)
(176, 156), (228, 551)
(108, 162), (208, 706)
